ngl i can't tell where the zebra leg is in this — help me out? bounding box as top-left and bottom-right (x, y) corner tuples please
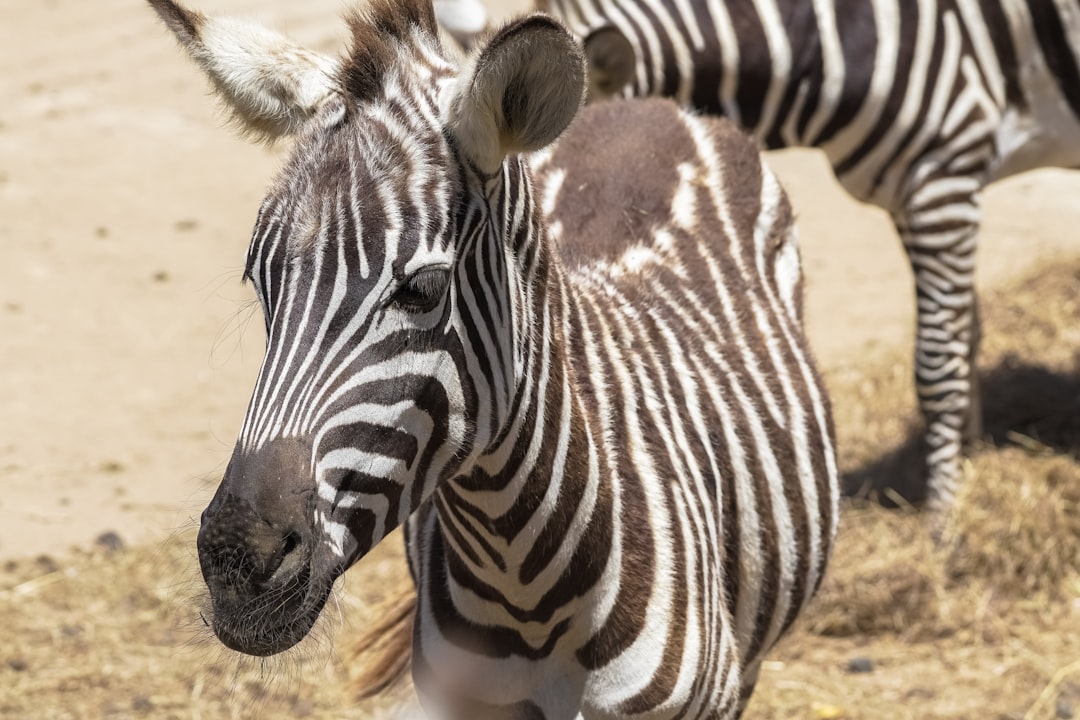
(896, 195), (982, 518)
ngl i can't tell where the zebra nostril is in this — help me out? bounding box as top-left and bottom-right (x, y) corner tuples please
(264, 530), (309, 585)
(281, 531), (301, 558)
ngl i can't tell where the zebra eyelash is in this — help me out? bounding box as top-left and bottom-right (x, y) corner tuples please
(391, 265), (452, 314)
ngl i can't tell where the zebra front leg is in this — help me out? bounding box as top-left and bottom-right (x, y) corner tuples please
(896, 199), (982, 519)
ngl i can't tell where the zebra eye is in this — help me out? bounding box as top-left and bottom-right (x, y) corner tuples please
(393, 267), (450, 313)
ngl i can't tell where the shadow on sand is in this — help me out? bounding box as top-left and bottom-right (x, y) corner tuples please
(842, 355), (1080, 506)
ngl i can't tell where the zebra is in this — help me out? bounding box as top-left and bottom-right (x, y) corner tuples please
(429, 0), (1080, 517)
(147, 0), (839, 716)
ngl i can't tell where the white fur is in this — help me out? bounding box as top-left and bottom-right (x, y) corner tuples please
(164, 9), (340, 138)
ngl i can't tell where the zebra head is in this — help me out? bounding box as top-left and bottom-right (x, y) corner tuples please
(148, 0), (584, 656)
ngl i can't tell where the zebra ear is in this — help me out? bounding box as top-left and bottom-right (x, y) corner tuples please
(448, 14), (585, 174)
(147, 0), (340, 141)
(584, 26), (635, 101)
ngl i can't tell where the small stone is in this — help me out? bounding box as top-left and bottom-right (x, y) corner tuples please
(151, 270), (169, 283)
(903, 687), (935, 700)
(6, 658), (28, 672)
(1058, 696), (1075, 719)
(846, 657), (874, 674)
(174, 219), (199, 232)
(96, 531), (124, 553)
(94, 226), (108, 239)
(132, 695), (153, 712)
(99, 460), (124, 474)
(34, 555), (59, 574)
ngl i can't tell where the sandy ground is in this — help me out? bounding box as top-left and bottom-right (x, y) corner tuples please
(2, 0), (1080, 565)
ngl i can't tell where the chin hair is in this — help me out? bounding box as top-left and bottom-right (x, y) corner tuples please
(159, 517), (346, 708)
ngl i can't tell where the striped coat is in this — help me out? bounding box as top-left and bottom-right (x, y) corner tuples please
(147, 0), (839, 716)
(510, 0), (1080, 516)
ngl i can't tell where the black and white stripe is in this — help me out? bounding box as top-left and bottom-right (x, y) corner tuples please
(149, 0), (839, 716)
(531, 0), (1080, 515)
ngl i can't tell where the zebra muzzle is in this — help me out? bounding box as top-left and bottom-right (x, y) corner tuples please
(195, 437), (332, 656)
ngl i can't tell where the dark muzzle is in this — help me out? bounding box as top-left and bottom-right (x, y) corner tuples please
(196, 436), (330, 655)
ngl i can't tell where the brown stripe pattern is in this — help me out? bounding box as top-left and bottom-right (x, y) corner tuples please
(536, 0), (1080, 518)
(149, 0), (839, 716)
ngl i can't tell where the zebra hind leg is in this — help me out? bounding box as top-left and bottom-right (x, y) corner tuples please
(897, 203), (982, 523)
(898, 207), (984, 524)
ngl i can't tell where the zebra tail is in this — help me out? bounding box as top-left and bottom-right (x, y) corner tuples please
(346, 584), (416, 699)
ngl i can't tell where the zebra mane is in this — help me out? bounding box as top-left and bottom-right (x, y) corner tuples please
(341, 0), (442, 101)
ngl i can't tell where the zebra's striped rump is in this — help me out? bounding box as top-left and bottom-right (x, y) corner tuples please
(149, 0), (839, 716)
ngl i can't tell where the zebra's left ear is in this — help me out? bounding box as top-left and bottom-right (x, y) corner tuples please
(147, 0), (341, 141)
(447, 14), (585, 174)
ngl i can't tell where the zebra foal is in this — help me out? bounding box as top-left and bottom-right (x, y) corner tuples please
(147, 0), (839, 716)
(443, 0), (1080, 517)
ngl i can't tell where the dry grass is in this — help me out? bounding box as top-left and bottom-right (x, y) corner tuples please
(0, 532), (415, 719)
(3, 258), (1080, 719)
(747, 258), (1080, 719)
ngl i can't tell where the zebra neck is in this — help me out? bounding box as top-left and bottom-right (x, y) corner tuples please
(430, 256), (614, 642)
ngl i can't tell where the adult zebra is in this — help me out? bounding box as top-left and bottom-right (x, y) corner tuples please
(147, 0), (839, 716)
(457, 0), (1080, 516)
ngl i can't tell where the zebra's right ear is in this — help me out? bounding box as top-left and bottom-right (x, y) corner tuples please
(147, 0), (341, 141)
(584, 26), (635, 101)
(447, 14), (585, 174)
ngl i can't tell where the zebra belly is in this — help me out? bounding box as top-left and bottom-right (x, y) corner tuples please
(991, 0), (1080, 179)
(991, 99), (1080, 181)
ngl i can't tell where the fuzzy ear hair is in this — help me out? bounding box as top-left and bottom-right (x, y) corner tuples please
(584, 26), (636, 101)
(446, 14), (585, 174)
(147, 0), (340, 140)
